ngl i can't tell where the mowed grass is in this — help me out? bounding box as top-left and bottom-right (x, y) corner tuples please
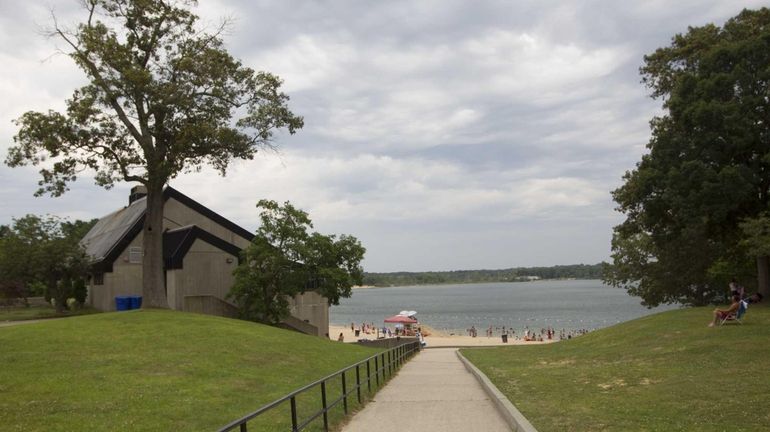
(462, 304), (770, 431)
(0, 310), (384, 431)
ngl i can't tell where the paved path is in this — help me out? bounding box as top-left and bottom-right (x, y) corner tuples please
(342, 348), (511, 432)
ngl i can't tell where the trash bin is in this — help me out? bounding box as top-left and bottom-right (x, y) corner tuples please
(115, 296), (130, 311)
(354, 329), (360, 337)
(128, 295), (142, 310)
(501, 334), (508, 343)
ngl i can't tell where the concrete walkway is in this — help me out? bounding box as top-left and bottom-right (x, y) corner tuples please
(342, 348), (511, 432)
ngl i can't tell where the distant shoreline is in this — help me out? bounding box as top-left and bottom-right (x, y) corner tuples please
(352, 278), (602, 290)
(361, 263), (604, 288)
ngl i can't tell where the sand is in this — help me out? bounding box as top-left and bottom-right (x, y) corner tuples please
(328, 324), (555, 347)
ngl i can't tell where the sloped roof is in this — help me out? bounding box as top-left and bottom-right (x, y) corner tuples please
(80, 196), (146, 263)
(80, 187), (253, 272)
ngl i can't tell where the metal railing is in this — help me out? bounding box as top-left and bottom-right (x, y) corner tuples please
(217, 340), (422, 432)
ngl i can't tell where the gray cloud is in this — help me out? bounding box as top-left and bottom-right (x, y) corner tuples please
(2, 0), (767, 271)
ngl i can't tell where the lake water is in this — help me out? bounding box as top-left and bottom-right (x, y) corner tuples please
(330, 280), (676, 334)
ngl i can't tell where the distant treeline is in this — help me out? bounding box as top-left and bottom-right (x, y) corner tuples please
(362, 263), (605, 287)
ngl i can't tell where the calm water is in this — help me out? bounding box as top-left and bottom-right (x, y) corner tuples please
(331, 280), (676, 333)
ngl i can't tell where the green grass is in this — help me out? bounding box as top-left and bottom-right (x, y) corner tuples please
(0, 304), (99, 322)
(462, 304), (770, 432)
(0, 310), (386, 431)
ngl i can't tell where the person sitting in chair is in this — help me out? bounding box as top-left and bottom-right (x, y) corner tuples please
(708, 293), (741, 327)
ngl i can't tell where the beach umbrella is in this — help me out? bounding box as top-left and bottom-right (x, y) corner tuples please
(384, 315), (418, 324)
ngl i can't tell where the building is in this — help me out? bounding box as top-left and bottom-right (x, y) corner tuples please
(80, 185), (329, 337)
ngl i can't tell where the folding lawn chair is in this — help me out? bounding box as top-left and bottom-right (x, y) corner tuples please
(719, 300), (748, 325)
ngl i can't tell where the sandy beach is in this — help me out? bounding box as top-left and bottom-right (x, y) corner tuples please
(328, 324), (555, 347)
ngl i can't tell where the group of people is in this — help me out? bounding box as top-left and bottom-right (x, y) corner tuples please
(474, 324), (590, 341)
(346, 322), (407, 340)
(708, 279), (763, 327)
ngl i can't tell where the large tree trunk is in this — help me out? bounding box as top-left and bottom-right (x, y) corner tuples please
(757, 255), (769, 298)
(142, 182), (168, 309)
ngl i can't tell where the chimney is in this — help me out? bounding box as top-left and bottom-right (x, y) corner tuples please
(129, 185), (148, 205)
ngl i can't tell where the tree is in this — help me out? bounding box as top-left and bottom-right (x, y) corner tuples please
(0, 215), (94, 312)
(6, 0), (303, 308)
(229, 200), (365, 324)
(605, 8), (770, 305)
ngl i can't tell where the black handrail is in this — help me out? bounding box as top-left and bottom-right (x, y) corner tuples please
(217, 340), (422, 432)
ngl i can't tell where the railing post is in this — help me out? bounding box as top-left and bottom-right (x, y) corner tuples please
(290, 396), (298, 432)
(240, 423), (247, 432)
(321, 381), (329, 431)
(374, 356), (379, 387)
(356, 364), (362, 404)
(342, 371), (348, 414)
(367, 359), (372, 392)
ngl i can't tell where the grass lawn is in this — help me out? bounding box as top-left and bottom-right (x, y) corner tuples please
(462, 304), (770, 432)
(0, 304), (99, 322)
(0, 310), (386, 431)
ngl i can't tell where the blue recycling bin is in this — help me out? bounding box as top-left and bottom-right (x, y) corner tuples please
(115, 296), (131, 311)
(129, 295), (142, 310)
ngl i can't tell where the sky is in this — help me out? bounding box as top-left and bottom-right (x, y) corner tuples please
(1, 0), (768, 272)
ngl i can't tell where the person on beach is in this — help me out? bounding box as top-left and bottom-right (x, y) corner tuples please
(708, 293), (741, 327)
(337, 332), (345, 342)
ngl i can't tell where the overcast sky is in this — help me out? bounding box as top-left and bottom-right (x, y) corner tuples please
(1, 1), (768, 272)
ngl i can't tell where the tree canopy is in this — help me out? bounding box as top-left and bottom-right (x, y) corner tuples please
(229, 200), (365, 324)
(0, 215), (96, 311)
(6, 0), (303, 307)
(604, 8), (770, 306)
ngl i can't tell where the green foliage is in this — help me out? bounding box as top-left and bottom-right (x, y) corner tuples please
(6, 0), (303, 196)
(230, 200), (365, 324)
(606, 8), (770, 306)
(363, 264), (604, 287)
(462, 305), (770, 431)
(0, 215), (95, 311)
(739, 213), (770, 257)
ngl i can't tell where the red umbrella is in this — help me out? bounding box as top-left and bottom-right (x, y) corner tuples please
(384, 315), (418, 324)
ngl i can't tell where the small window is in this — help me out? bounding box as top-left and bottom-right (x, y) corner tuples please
(128, 247), (143, 264)
(93, 273), (104, 285)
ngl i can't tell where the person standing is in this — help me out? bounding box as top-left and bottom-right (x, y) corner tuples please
(729, 278), (744, 299)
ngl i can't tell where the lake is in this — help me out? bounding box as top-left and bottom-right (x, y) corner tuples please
(330, 280), (676, 334)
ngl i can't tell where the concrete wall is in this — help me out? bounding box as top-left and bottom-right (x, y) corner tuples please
(183, 295), (239, 318)
(287, 291), (329, 337)
(170, 239), (238, 310)
(88, 234), (143, 311)
(163, 197), (251, 249)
